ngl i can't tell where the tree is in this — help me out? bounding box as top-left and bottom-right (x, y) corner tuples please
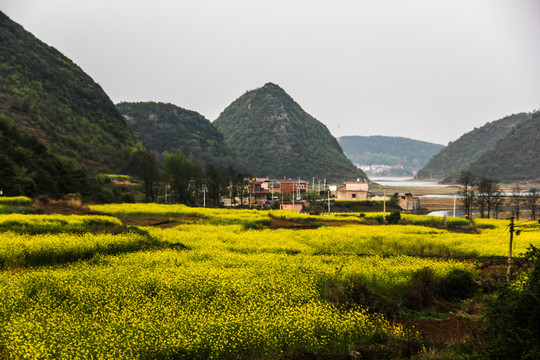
(476, 178), (500, 218)
(203, 164), (225, 207)
(526, 187), (539, 220)
(163, 150), (200, 205)
(130, 143), (160, 202)
(492, 191), (505, 220)
(457, 171), (477, 219)
(511, 184), (525, 220)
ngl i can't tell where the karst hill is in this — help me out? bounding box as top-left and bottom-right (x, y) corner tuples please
(213, 83), (366, 182)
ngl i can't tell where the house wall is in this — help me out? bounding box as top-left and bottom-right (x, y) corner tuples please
(336, 190), (369, 201)
(344, 182), (369, 191)
(279, 182), (307, 194)
(279, 202), (304, 213)
(398, 195), (420, 211)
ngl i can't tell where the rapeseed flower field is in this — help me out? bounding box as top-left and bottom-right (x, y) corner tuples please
(0, 206), (538, 359)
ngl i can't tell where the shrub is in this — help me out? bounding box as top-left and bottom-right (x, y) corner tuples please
(385, 211), (401, 225)
(435, 269), (476, 301)
(404, 267), (436, 310)
(479, 245), (540, 359)
(405, 267), (477, 310)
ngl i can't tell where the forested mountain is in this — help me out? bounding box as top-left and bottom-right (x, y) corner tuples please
(0, 11), (135, 172)
(213, 83), (366, 182)
(416, 112), (539, 182)
(461, 111), (540, 182)
(117, 102), (237, 168)
(338, 136), (443, 176)
(0, 115), (87, 197)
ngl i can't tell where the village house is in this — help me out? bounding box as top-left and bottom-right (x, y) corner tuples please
(394, 193), (420, 211)
(278, 179), (308, 195)
(336, 180), (369, 201)
(252, 178), (271, 203)
(279, 201), (304, 213)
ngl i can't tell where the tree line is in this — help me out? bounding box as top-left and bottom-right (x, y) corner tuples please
(458, 171), (539, 220)
(130, 143), (253, 207)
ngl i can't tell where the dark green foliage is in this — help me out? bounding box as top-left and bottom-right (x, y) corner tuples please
(129, 143), (160, 202)
(320, 275), (399, 317)
(385, 211), (401, 224)
(117, 102), (238, 169)
(417, 112), (536, 182)
(213, 83), (366, 182)
(331, 200), (400, 213)
(203, 163), (226, 207)
(163, 150), (200, 205)
(338, 136), (443, 175)
(0, 11), (135, 172)
(467, 111), (540, 182)
(479, 245), (540, 359)
(0, 116), (88, 198)
(405, 267), (477, 310)
(404, 268), (437, 310)
(435, 269), (476, 302)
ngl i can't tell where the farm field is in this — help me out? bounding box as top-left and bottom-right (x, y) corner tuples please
(0, 201), (539, 359)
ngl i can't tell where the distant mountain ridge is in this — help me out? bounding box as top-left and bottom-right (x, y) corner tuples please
(416, 111), (539, 182)
(117, 102), (237, 168)
(338, 136), (443, 176)
(213, 83), (366, 182)
(0, 11), (135, 172)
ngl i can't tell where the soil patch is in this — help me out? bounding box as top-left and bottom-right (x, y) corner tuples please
(269, 218), (321, 230)
(401, 319), (487, 345)
(32, 202), (109, 216)
(120, 216), (203, 228)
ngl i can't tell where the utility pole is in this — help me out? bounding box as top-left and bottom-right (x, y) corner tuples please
(327, 180), (331, 213)
(507, 217), (515, 282)
(323, 179), (327, 213)
(202, 185), (206, 208)
(292, 181), (295, 209)
(453, 193), (456, 218)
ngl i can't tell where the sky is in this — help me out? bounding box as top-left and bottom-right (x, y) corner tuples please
(2, 0), (540, 145)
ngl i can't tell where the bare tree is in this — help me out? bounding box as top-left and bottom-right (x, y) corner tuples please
(458, 171), (477, 219)
(492, 191), (505, 219)
(526, 187), (539, 220)
(511, 184), (525, 220)
(476, 178), (500, 218)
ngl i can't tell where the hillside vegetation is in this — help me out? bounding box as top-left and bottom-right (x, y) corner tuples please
(0, 11), (135, 172)
(416, 112), (536, 182)
(0, 115), (87, 197)
(117, 102), (237, 168)
(339, 136), (443, 176)
(213, 83), (365, 182)
(467, 111), (540, 182)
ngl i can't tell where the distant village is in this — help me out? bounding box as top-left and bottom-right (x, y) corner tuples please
(224, 178), (420, 213)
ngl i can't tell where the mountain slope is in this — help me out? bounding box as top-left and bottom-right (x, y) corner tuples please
(416, 113), (531, 181)
(0, 115), (87, 197)
(0, 11), (135, 172)
(213, 83), (366, 182)
(464, 112), (540, 182)
(338, 136), (443, 175)
(117, 102), (237, 168)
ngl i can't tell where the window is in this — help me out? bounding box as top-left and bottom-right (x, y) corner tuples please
(352, 193), (357, 199)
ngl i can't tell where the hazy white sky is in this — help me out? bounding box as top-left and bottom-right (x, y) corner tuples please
(2, 0), (540, 145)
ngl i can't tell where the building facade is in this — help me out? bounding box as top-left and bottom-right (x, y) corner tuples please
(336, 181), (369, 201)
